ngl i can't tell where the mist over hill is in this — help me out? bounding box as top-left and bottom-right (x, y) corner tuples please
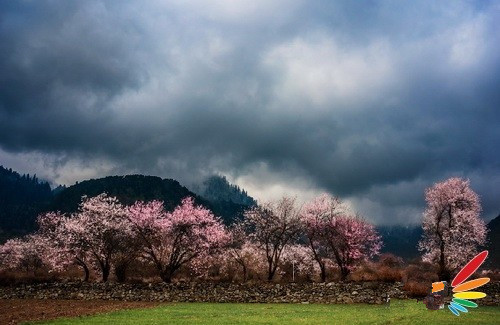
(190, 175), (257, 223)
(192, 175), (256, 207)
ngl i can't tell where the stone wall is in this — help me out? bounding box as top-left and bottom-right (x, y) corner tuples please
(0, 281), (498, 305)
(0, 282), (404, 304)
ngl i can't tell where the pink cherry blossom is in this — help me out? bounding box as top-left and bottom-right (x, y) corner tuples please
(418, 177), (487, 281)
(0, 234), (49, 273)
(128, 197), (229, 282)
(300, 194), (382, 280)
(68, 193), (133, 282)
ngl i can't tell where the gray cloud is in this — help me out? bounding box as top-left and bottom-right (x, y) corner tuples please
(1, 0), (499, 225)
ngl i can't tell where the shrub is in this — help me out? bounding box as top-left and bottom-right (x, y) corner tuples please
(403, 281), (430, 298)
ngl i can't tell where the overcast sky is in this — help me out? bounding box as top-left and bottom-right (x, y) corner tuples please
(1, 1), (499, 225)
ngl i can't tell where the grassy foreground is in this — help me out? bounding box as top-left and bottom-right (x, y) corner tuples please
(28, 300), (500, 325)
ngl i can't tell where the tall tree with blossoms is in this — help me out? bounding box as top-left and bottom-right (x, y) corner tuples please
(300, 194), (346, 282)
(128, 197), (228, 283)
(72, 193), (133, 282)
(327, 215), (382, 280)
(36, 212), (91, 281)
(418, 178), (487, 281)
(243, 196), (301, 281)
(301, 194), (382, 281)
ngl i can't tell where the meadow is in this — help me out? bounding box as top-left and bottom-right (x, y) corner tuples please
(28, 300), (500, 325)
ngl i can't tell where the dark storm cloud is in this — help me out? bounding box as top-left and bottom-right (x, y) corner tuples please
(1, 0), (499, 224)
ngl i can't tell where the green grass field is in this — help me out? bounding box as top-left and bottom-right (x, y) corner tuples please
(28, 300), (500, 325)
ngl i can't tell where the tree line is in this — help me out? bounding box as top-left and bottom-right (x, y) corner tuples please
(0, 177), (487, 284)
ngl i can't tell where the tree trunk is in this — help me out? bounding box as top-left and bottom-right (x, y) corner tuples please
(267, 260), (276, 281)
(160, 267), (175, 283)
(436, 207), (451, 282)
(438, 268), (451, 282)
(102, 263), (111, 282)
(82, 263), (90, 282)
(161, 271), (172, 283)
(115, 262), (128, 283)
(320, 264), (327, 283)
(76, 259), (90, 282)
(438, 230), (449, 281)
(242, 264), (248, 282)
(340, 267), (350, 281)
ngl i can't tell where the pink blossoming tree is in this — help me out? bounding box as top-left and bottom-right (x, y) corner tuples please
(300, 194), (346, 281)
(243, 196), (301, 281)
(301, 194), (382, 281)
(418, 177), (487, 281)
(128, 197), (228, 283)
(329, 215), (382, 280)
(0, 234), (48, 274)
(36, 211), (91, 280)
(70, 193), (133, 282)
(280, 244), (316, 281)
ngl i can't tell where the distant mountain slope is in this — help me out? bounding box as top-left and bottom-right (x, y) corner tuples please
(486, 215), (500, 269)
(0, 166), (52, 236)
(194, 175), (256, 206)
(190, 175), (256, 222)
(377, 225), (422, 260)
(50, 175), (208, 213)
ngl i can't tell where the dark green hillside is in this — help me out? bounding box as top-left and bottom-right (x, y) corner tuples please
(195, 175), (256, 206)
(0, 166), (52, 236)
(191, 175), (256, 222)
(50, 175), (209, 213)
(486, 215), (500, 268)
(377, 225), (422, 260)
(49, 174), (251, 224)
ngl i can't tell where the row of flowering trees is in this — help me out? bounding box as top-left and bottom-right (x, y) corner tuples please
(0, 193), (382, 283)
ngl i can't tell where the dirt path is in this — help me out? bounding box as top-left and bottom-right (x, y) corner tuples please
(0, 299), (161, 325)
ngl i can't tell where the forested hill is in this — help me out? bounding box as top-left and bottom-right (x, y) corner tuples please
(50, 175), (208, 213)
(0, 169), (257, 240)
(194, 175), (256, 206)
(50, 174), (254, 225)
(0, 166), (52, 236)
(486, 215), (500, 268)
(377, 225), (422, 260)
(190, 175), (257, 223)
